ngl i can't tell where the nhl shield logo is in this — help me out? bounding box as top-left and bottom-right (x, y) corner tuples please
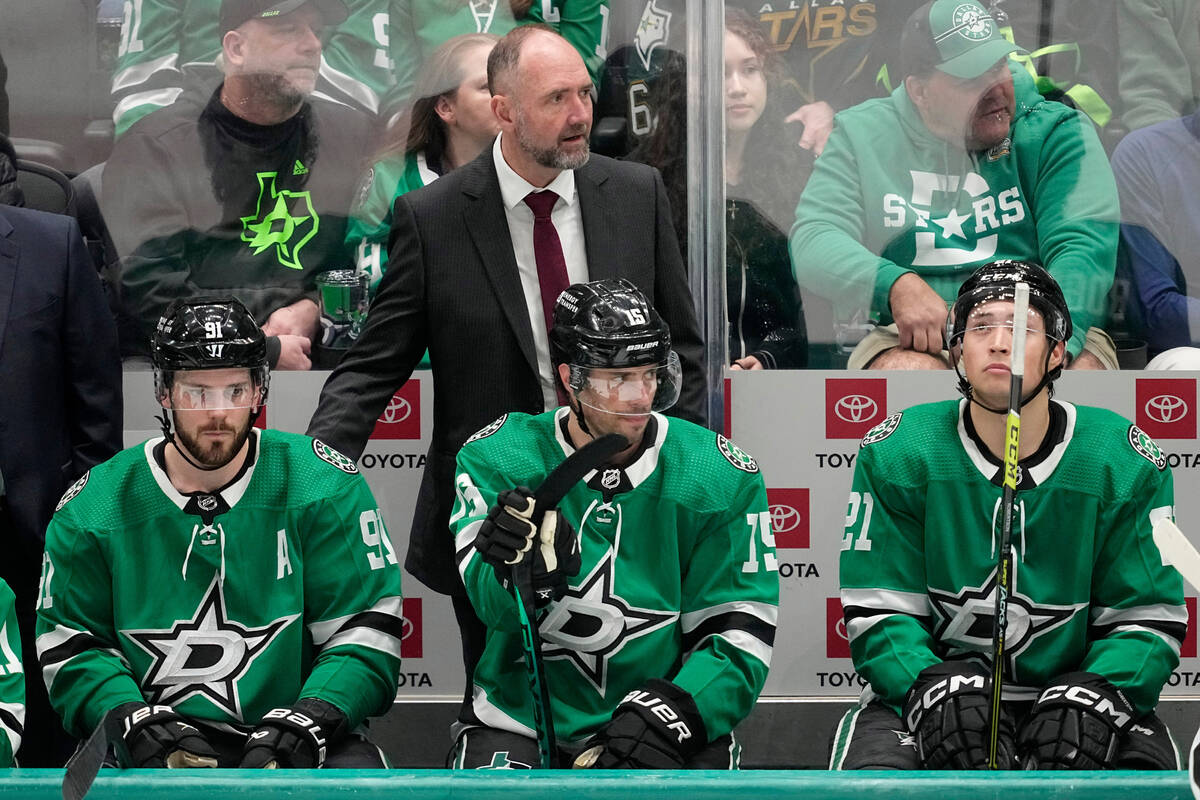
(861, 413), (903, 448)
(55, 471), (90, 512)
(716, 434), (758, 473)
(601, 469), (621, 489)
(467, 414), (507, 444)
(1127, 425), (1167, 471)
(312, 439), (359, 474)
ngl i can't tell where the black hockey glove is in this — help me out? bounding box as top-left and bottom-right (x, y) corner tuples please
(239, 698), (348, 768)
(573, 679), (707, 769)
(903, 661), (1015, 770)
(108, 702), (219, 768)
(1017, 672), (1134, 770)
(474, 487), (581, 606)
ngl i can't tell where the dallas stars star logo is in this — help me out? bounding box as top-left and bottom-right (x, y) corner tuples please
(124, 576), (298, 720)
(927, 563), (1084, 672)
(538, 551), (677, 697)
(239, 171), (319, 270)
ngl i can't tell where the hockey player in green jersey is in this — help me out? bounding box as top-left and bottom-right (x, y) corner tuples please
(0, 579), (24, 767)
(448, 279), (778, 769)
(36, 298), (404, 769)
(831, 260), (1187, 771)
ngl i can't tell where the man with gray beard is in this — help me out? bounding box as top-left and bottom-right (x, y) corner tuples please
(103, 0), (370, 371)
(306, 24), (705, 741)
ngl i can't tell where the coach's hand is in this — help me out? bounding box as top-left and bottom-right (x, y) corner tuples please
(108, 702), (218, 768)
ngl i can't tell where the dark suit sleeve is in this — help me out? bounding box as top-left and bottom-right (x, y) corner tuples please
(306, 193), (429, 459)
(61, 216), (123, 475)
(649, 167), (708, 427)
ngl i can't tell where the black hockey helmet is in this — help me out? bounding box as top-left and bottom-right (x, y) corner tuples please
(947, 260), (1070, 411)
(549, 279), (680, 413)
(947, 259), (1072, 348)
(152, 297), (269, 408)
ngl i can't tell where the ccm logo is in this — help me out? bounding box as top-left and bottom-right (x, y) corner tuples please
(1037, 685), (1131, 729)
(905, 674), (985, 730)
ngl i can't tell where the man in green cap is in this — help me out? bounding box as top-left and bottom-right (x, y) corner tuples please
(790, 0), (1119, 372)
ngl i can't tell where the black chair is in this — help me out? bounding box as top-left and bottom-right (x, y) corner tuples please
(14, 158), (75, 216)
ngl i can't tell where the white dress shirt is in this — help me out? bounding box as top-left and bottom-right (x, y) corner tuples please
(492, 134), (589, 410)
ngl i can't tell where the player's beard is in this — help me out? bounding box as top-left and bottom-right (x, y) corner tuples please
(173, 412), (255, 469)
(515, 106), (590, 171)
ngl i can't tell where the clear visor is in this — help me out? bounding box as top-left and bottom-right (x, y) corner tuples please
(569, 351), (681, 415)
(156, 368), (268, 411)
(962, 304), (1044, 340)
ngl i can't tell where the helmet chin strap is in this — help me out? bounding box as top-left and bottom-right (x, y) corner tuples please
(156, 407), (261, 473)
(954, 348), (1059, 414)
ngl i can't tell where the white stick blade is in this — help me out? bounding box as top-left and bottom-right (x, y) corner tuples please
(1152, 517), (1200, 592)
(1011, 282), (1029, 379)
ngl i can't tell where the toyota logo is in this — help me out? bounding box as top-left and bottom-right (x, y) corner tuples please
(1145, 394), (1188, 424)
(835, 618), (849, 642)
(401, 616), (415, 640)
(381, 396), (413, 424)
(834, 394), (878, 423)
(769, 504), (801, 533)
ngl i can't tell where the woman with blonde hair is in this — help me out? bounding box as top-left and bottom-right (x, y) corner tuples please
(347, 32), (500, 292)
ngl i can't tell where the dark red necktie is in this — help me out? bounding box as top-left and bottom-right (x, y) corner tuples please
(524, 190), (571, 406)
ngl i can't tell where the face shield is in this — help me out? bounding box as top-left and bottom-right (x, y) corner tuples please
(568, 351), (682, 415)
(960, 302), (1046, 343)
(155, 367), (269, 411)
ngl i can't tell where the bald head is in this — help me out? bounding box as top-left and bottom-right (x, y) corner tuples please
(488, 24), (580, 96)
(489, 24), (593, 186)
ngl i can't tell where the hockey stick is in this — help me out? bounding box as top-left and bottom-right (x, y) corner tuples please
(987, 281), (1029, 770)
(62, 714), (217, 800)
(513, 432), (628, 769)
(62, 718), (109, 800)
(1152, 518), (1200, 592)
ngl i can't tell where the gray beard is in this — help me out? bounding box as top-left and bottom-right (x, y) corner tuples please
(242, 72), (307, 114)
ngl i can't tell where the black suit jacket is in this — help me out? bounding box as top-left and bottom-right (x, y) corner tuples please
(307, 147), (706, 594)
(0, 205), (122, 551)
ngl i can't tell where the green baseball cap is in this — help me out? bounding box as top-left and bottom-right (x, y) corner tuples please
(900, 0), (1023, 80)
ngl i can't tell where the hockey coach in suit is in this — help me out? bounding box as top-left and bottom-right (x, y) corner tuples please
(0, 204), (122, 764)
(307, 23), (706, 707)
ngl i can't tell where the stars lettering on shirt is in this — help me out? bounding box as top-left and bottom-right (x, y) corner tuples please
(123, 576), (298, 721)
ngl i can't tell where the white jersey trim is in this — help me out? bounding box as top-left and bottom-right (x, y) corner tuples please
(471, 686), (535, 739)
(0, 700), (22, 759)
(684, 629), (773, 668)
(1091, 602), (1189, 628)
(142, 433), (259, 512)
(956, 399), (1077, 486)
(680, 600), (778, 631)
(308, 595), (404, 647)
(112, 53), (181, 92)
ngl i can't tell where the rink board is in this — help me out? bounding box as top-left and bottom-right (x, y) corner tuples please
(0, 769), (1193, 800)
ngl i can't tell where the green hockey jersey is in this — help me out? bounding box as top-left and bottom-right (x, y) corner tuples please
(790, 65), (1118, 358)
(112, 0), (396, 136)
(36, 430), (404, 739)
(346, 149), (436, 295)
(450, 409), (778, 745)
(841, 399), (1185, 716)
(0, 579), (23, 767)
